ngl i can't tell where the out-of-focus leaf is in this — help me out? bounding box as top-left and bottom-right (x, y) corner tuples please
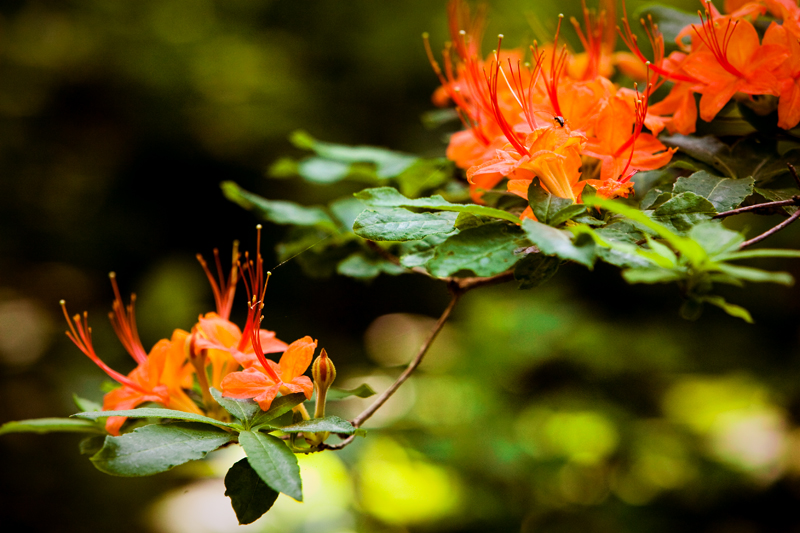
(395, 158), (452, 197)
(355, 187), (522, 224)
(353, 209), (458, 241)
(329, 197), (366, 231)
(622, 267), (684, 284)
(699, 295), (754, 323)
(522, 219), (595, 268)
(91, 423), (234, 476)
(225, 458), (280, 525)
(427, 223), (527, 277)
(689, 221), (745, 256)
(514, 253), (560, 289)
(327, 384), (377, 400)
(715, 263), (794, 285)
(715, 249), (800, 262)
(238, 430), (303, 501)
(634, 4), (698, 52)
(290, 130), (416, 178)
(221, 182), (338, 233)
(0, 418), (104, 435)
(297, 157), (351, 184)
(673, 171), (754, 212)
(73, 395), (102, 413)
(592, 222), (651, 268)
(337, 251), (407, 280)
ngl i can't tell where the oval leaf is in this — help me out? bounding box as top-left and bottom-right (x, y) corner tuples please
(239, 430), (303, 501)
(0, 418), (104, 436)
(91, 423), (234, 476)
(353, 209), (458, 241)
(225, 458), (280, 525)
(277, 415), (357, 435)
(74, 408), (236, 430)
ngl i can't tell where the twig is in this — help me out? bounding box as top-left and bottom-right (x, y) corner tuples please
(714, 198), (800, 218)
(739, 207), (800, 249)
(789, 163), (800, 188)
(320, 288), (462, 451)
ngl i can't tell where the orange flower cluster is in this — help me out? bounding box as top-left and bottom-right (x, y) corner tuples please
(427, 0), (799, 214)
(61, 229), (319, 435)
(426, 0), (676, 214)
(626, 0), (799, 134)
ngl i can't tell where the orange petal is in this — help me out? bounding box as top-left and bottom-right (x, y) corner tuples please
(279, 337), (316, 382)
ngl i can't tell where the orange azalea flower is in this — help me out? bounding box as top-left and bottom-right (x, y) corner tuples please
(763, 21), (800, 129)
(681, 4), (789, 122)
(583, 87), (676, 184)
(61, 275), (200, 435)
(220, 304), (315, 411)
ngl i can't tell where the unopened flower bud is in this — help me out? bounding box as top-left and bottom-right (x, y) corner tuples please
(312, 348), (336, 419)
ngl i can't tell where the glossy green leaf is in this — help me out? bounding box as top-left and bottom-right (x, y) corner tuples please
(221, 182), (338, 233)
(239, 430), (303, 501)
(528, 181), (585, 226)
(91, 423), (234, 476)
(355, 187), (522, 224)
(277, 415), (358, 435)
(398, 233), (452, 268)
(514, 253), (560, 289)
(251, 393), (307, 429)
(353, 209), (458, 241)
(591, 222), (651, 268)
(73, 408), (237, 430)
(673, 171), (754, 212)
(522, 219), (595, 268)
(327, 384), (377, 400)
(0, 418), (104, 435)
(649, 192), (717, 233)
(427, 223), (527, 277)
(225, 458), (280, 525)
(755, 187), (800, 214)
(211, 388), (260, 427)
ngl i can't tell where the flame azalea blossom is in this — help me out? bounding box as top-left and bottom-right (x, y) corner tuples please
(61, 275), (201, 435)
(220, 332), (316, 411)
(763, 21), (800, 129)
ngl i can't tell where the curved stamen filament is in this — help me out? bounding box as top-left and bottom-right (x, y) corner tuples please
(691, 3), (744, 78)
(107, 272), (147, 365)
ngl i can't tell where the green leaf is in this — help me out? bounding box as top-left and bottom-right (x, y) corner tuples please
(91, 423), (234, 476)
(74, 409), (237, 430)
(221, 182), (338, 233)
(329, 196), (367, 231)
(336, 251), (407, 280)
(210, 388), (260, 427)
(699, 295), (754, 323)
(225, 458), (280, 525)
(715, 248), (800, 261)
(398, 233), (452, 268)
(395, 158), (452, 198)
(79, 435), (106, 455)
(649, 192), (717, 233)
(327, 384), (377, 400)
(673, 171), (754, 212)
(514, 253), (560, 289)
(715, 264), (794, 285)
(251, 393), (307, 429)
(355, 187), (522, 224)
(640, 189), (672, 210)
(689, 221), (745, 256)
(353, 209), (458, 241)
(528, 181), (585, 225)
(755, 187), (800, 214)
(297, 157), (351, 184)
(427, 223), (527, 277)
(290, 130), (416, 178)
(276, 416), (358, 435)
(622, 267), (685, 284)
(238, 430), (303, 501)
(73, 395), (102, 412)
(522, 219), (595, 268)
(591, 222), (651, 268)
(0, 418), (104, 436)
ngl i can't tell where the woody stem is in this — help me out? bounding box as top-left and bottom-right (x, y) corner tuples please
(739, 208), (800, 249)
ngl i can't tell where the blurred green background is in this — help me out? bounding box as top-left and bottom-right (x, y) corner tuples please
(3, 1), (800, 532)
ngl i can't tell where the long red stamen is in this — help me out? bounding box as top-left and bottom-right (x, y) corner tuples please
(197, 242), (239, 320)
(539, 16), (569, 118)
(248, 300), (281, 383)
(691, 2), (744, 78)
(485, 35), (530, 157)
(503, 54), (544, 131)
(616, 78), (652, 180)
(107, 272), (147, 365)
(61, 301), (147, 392)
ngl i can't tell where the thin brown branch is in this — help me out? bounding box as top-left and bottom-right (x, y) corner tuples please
(789, 163), (800, 188)
(739, 207), (800, 249)
(714, 198), (800, 218)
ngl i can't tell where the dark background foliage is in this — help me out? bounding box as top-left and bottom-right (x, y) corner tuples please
(2, 1), (800, 532)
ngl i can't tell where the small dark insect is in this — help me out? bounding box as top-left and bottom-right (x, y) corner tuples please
(553, 116), (566, 127)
